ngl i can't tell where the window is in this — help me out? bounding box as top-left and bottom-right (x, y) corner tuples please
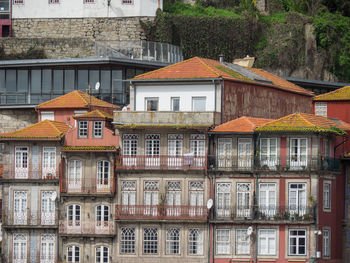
(145, 97), (159, 111)
(74, 110), (88, 126)
(192, 97), (206, 111)
(259, 183), (276, 218)
(216, 229), (230, 254)
(216, 183), (231, 217)
(144, 181), (159, 216)
(260, 138), (277, 168)
(236, 183), (251, 218)
(40, 234), (55, 262)
(323, 228), (330, 258)
(238, 138), (252, 168)
(315, 102), (327, 117)
(97, 160), (110, 189)
(258, 229), (276, 255)
(14, 191), (27, 225)
(96, 205), (109, 227)
(290, 138), (307, 168)
(190, 134), (205, 156)
(144, 228), (158, 254)
(289, 183), (306, 216)
(123, 134), (138, 156)
(171, 97), (180, 111)
(168, 134), (183, 156)
(13, 234), (27, 262)
(146, 134), (160, 156)
(67, 245), (80, 263)
(13, 0), (24, 4)
(15, 146), (28, 178)
(189, 182), (204, 216)
(122, 0), (134, 4)
(41, 191), (56, 225)
(289, 229), (306, 256)
(84, 0), (95, 3)
(93, 121), (103, 138)
(166, 228), (180, 254)
(96, 246), (109, 263)
(189, 229), (203, 255)
(68, 160), (82, 191)
(236, 229), (250, 255)
(78, 121), (88, 138)
(67, 204), (80, 228)
(217, 138), (232, 168)
(323, 181), (331, 210)
(43, 147), (56, 177)
(166, 182), (181, 216)
(48, 0), (59, 3)
(41, 111), (54, 121)
(121, 227), (136, 254)
(121, 181), (136, 214)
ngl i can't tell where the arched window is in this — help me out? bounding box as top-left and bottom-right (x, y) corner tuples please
(96, 246), (109, 263)
(40, 234), (55, 262)
(13, 234), (27, 262)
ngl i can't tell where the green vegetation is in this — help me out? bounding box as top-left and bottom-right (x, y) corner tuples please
(0, 45), (46, 60)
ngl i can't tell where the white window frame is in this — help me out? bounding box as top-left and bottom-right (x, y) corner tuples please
(13, 233), (27, 263)
(258, 229), (276, 255)
(67, 245), (80, 263)
(290, 138), (308, 168)
(145, 97), (159, 111)
(95, 205), (109, 227)
(323, 181), (331, 211)
(238, 138), (252, 169)
(123, 134), (138, 156)
(260, 138), (278, 168)
(189, 228), (203, 255)
(166, 228), (180, 254)
(78, 120), (88, 138)
(288, 229), (306, 256)
(97, 160), (110, 189)
(259, 183), (276, 218)
(67, 204), (81, 228)
(143, 228), (158, 254)
(41, 111), (54, 121)
(315, 102), (327, 117)
(121, 227), (136, 254)
(236, 229), (250, 255)
(171, 97), (180, 111)
(192, 96), (206, 111)
(40, 234), (55, 263)
(216, 183), (231, 218)
(216, 229), (230, 255)
(95, 246), (109, 263)
(14, 190), (28, 225)
(43, 147), (56, 178)
(288, 183), (307, 216)
(93, 121), (103, 138)
(323, 227), (331, 258)
(68, 160), (82, 191)
(190, 134), (205, 157)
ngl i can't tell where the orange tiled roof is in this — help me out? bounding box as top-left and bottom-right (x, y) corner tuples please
(211, 116), (274, 133)
(246, 68), (314, 96)
(313, 85), (350, 101)
(36, 90), (118, 109)
(133, 57), (313, 96)
(256, 113), (349, 135)
(0, 120), (70, 140)
(73, 109), (113, 120)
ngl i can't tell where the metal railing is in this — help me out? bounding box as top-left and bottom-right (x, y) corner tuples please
(60, 177), (116, 195)
(116, 155), (207, 170)
(3, 209), (59, 226)
(95, 40), (183, 64)
(0, 169), (59, 180)
(214, 205), (315, 222)
(59, 220), (115, 235)
(115, 205), (208, 220)
(207, 155), (340, 172)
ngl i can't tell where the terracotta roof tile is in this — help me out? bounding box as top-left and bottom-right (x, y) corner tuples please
(133, 57), (313, 96)
(313, 85), (350, 101)
(256, 113), (349, 135)
(61, 146), (117, 152)
(0, 120), (70, 140)
(73, 109), (113, 120)
(211, 116), (274, 133)
(36, 90), (118, 109)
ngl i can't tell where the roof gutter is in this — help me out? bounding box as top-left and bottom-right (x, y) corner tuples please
(129, 78), (222, 83)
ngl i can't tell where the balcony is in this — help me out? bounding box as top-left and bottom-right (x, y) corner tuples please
(115, 205), (208, 221)
(59, 220), (115, 236)
(0, 168), (59, 180)
(214, 205), (315, 223)
(207, 156), (340, 172)
(60, 177), (116, 195)
(116, 155), (207, 171)
(3, 209), (59, 227)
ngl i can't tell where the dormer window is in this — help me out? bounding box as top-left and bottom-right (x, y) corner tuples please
(93, 121), (103, 138)
(78, 121), (88, 138)
(41, 111), (54, 121)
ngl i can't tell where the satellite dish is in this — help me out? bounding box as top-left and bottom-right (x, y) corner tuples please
(247, 226), (253, 236)
(207, 199), (213, 209)
(51, 192), (57, 201)
(95, 82), (100, 91)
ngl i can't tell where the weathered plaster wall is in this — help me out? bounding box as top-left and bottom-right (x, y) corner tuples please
(0, 108), (37, 133)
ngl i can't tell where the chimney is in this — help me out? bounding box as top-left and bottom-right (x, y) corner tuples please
(219, 54), (224, 63)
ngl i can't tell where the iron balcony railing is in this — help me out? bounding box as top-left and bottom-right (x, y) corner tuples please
(60, 177), (116, 195)
(214, 205), (315, 222)
(3, 209), (59, 226)
(207, 155), (340, 172)
(59, 220), (115, 235)
(116, 155), (207, 170)
(115, 205), (209, 221)
(0, 169), (59, 180)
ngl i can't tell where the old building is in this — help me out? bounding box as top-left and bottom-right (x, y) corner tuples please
(208, 113), (349, 263)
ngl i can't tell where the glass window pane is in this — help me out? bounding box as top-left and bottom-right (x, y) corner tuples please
(78, 70), (88, 91)
(6, 70), (16, 92)
(89, 70), (99, 92)
(100, 70), (111, 93)
(0, 70), (5, 93)
(112, 70), (123, 104)
(31, 70), (41, 94)
(17, 70), (28, 92)
(53, 70), (63, 94)
(64, 69), (75, 92)
(42, 69), (52, 93)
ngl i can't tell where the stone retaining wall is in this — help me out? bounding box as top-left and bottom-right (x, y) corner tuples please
(0, 109), (37, 133)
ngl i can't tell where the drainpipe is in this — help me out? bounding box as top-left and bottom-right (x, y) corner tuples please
(254, 133), (261, 263)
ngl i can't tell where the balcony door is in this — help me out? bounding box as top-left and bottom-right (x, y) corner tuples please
(122, 134), (138, 166)
(218, 138), (232, 168)
(216, 183), (231, 218)
(290, 138), (307, 169)
(41, 191), (55, 225)
(145, 134), (160, 168)
(67, 204), (81, 233)
(68, 160), (82, 192)
(190, 134), (206, 168)
(144, 181), (158, 216)
(288, 183), (306, 216)
(13, 234), (27, 263)
(189, 181), (204, 217)
(166, 182), (181, 217)
(168, 134), (183, 168)
(259, 183), (276, 218)
(97, 161), (110, 192)
(236, 183), (251, 218)
(96, 205), (109, 234)
(40, 234), (55, 263)
(14, 191), (27, 225)
(238, 139), (251, 169)
(260, 138), (277, 169)
(42, 147), (56, 178)
(121, 181), (136, 215)
(15, 147), (28, 179)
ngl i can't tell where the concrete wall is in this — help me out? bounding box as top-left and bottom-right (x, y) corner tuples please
(12, 0), (162, 18)
(0, 108), (37, 133)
